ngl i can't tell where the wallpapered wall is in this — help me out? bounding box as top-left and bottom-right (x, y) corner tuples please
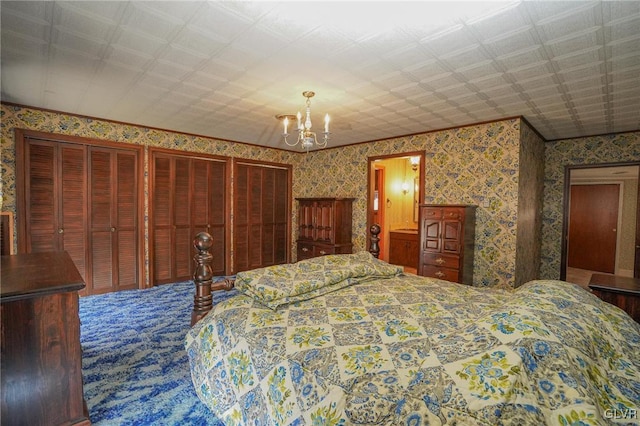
(541, 132), (640, 280)
(292, 118), (528, 288)
(3, 103), (638, 288)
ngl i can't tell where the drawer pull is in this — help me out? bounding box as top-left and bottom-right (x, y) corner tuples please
(302, 247), (309, 252)
(319, 250), (326, 255)
(435, 271), (446, 278)
(435, 257), (445, 265)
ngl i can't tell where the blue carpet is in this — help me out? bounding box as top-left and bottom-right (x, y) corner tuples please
(79, 281), (237, 425)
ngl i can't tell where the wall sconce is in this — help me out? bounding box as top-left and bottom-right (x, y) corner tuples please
(410, 156), (420, 172)
(401, 181), (410, 195)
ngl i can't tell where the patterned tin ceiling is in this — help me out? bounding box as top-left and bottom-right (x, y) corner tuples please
(1, 1), (639, 150)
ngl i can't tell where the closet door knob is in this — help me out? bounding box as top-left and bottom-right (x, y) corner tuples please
(58, 228), (64, 234)
(111, 227), (116, 232)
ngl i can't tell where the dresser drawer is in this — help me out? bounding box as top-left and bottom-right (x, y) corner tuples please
(422, 207), (442, 220)
(422, 252), (460, 269)
(297, 242), (335, 260)
(297, 242), (315, 260)
(421, 265), (460, 282)
(442, 207), (463, 221)
(313, 244), (335, 257)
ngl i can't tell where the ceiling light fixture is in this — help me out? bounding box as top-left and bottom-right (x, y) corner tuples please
(277, 91), (329, 151)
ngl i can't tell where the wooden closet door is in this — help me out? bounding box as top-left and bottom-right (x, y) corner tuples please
(173, 157), (192, 280)
(89, 148), (138, 294)
(151, 152), (227, 284)
(233, 162), (290, 273)
(23, 140), (88, 279)
(192, 159), (226, 275)
(18, 131), (142, 295)
(152, 156), (173, 283)
(115, 152), (138, 290)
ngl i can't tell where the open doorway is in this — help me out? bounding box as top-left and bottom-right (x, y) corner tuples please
(561, 162), (640, 287)
(367, 151), (425, 267)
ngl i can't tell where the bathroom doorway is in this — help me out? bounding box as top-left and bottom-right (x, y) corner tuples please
(367, 151), (425, 265)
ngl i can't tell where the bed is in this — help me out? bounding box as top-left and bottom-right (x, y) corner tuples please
(185, 230), (640, 425)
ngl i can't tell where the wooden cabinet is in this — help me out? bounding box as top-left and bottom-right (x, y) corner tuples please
(418, 204), (476, 285)
(389, 230), (419, 269)
(151, 150), (228, 283)
(17, 131), (143, 295)
(1, 251), (90, 426)
(233, 161), (291, 272)
(296, 198), (354, 261)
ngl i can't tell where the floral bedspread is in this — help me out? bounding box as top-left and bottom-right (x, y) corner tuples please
(185, 257), (640, 425)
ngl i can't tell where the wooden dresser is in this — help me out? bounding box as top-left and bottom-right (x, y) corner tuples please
(1, 251), (90, 425)
(418, 204), (476, 285)
(589, 274), (640, 323)
(296, 198), (354, 261)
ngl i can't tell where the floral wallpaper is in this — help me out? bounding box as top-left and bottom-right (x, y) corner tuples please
(294, 119), (528, 288)
(4, 103), (636, 289)
(541, 132), (640, 280)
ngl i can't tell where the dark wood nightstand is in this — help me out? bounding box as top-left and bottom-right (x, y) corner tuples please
(588, 274), (640, 323)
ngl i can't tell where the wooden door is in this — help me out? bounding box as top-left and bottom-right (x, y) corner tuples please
(89, 148), (138, 294)
(233, 161), (290, 273)
(191, 159), (227, 275)
(150, 152), (227, 284)
(23, 140), (89, 280)
(18, 131), (142, 296)
(568, 184), (619, 273)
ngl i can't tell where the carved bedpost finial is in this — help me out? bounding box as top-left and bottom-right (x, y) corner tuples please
(369, 223), (381, 258)
(191, 232), (214, 326)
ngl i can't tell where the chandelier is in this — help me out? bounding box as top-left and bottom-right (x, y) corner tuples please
(277, 91), (330, 151)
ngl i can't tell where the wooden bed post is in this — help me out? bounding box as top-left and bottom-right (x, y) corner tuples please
(192, 232), (214, 326)
(191, 232), (235, 326)
(369, 224), (381, 258)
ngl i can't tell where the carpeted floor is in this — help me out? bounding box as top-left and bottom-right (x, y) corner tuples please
(79, 281), (237, 425)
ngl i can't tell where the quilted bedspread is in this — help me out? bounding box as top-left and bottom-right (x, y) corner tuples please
(185, 254), (640, 425)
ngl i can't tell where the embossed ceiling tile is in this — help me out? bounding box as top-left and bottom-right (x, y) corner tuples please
(438, 46), (489, 72)
(504, 62), (552, 82)
(372, 71), (418, 91)
(455, 61), (500, 82)
(121, 3), (183, 40)
(113, 28), (167, 56)
(551, 47), (602, 69)
(532, 2), (600, 41)
(545, 31), (601, 58)
(49, 47), (99, 79)
(188, 3), (254, 43)
(482, 27), (539, 58)
(421, 26), (478, 56)
(54, 1), (120, 37)
(106, 45), (152, 70)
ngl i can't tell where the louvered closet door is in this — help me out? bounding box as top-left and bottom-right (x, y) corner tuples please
(192, 159), (226, 275)
(173, 157), (192, 280)
(89, 148), (138, 294)
(151, 152), (227, 285)
(233, 162), (290, 273)
(24, 140), (88, 279)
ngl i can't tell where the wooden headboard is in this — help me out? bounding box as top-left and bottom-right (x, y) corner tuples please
(190, 224), (382, 326)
